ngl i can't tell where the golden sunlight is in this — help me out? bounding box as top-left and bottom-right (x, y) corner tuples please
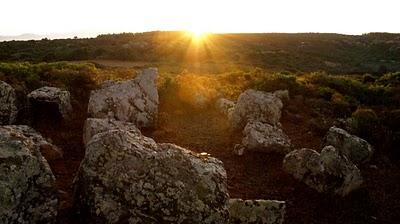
(186, 29), (209, 42)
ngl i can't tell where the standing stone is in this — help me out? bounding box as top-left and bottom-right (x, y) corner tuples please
(75, 129), (229, 224)
(323, 126), (374, 165)
(283, 146), (363, 196)
(229, 199), (285, 224)
(231, 89), (283, 129)
(215, 98), (235, 119)
(28, 86), (72, 120)
(0, 126), (58, 224)
(87, 68), (159, 128)
(242, 121), (292, 154)
(0, 81), (17, 125)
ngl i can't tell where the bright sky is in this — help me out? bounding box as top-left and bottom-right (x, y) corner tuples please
(1, 0), (399, 36)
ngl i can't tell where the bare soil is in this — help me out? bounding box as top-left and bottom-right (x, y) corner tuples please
(33, 94), (400, 224)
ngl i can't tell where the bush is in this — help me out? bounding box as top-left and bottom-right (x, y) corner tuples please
(351, 108), (380, 142)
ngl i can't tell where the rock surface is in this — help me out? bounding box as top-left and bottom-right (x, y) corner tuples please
(273, 90), (289, 102)
(87, 68), (159, 128)
(75, 129), (229, 224)
(28, 86), (72, 120)
(323, 126), (374, 165)
(242, 121), (292, 154)
(83, 118), (141, 145)
(283, 146), (363, 196)
(229, 199), (285, 224)
(0, 81), (17, 125)
(231, 89), (283, 129)
(1, 125), (62, 161)
(0, 125), (58, 223)
(215, 98), (235, 118)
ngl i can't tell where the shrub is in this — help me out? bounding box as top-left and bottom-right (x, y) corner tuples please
(351, 108), (380, 142)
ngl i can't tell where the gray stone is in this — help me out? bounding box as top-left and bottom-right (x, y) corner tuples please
(283, 146), (363, 196)
(83, 118), (141, 145)
(231, 89), (283, 129)
(0, 125), (58, 223)
(75, 129), (229, 224)
(87, 68), (159, 128)
(229, 199), (285, 224)
(0, 81), (17, 125)
(28, 86), (72, 120)
(323, 126), (374, 164)
(242, 121), (292, 154)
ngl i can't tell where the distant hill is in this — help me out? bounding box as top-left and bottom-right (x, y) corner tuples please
(1, 31), (400, 74)
(0, 33), (43, 41)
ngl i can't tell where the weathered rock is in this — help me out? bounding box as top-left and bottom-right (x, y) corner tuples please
(273, 90), (289, 102)
(1, 125), (62, 161)
(242, 121), (292, 154)
(83, 118), (141, 145)
(28, 86), (72, 120)
(0, 126), (58, 223)
(216, 98), (235, 119)
(229, 199), (285, 224)
(283, 146), (363, 196)
(0, 81), (17, 125)
(231, 89), (283, 129)
(323, 126), (374, 165)
(87, 68), (159, 128)
(75, 129), (229, 224)
(233, 144), (245, 156)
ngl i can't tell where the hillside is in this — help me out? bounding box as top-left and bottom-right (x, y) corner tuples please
(1, 32), (400, 74)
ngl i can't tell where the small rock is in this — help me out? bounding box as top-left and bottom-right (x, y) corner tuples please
(323, 126), (374, 165)
(215, 98), (235, 119)
(229, 199), (285, 224)
(242, 121), (292, 154)
(231, 89), (283, 130)
(283, 146), (363, 196)
(28, 86), (72, 120)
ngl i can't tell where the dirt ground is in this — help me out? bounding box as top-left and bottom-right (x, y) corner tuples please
(33, 93), (400, 224)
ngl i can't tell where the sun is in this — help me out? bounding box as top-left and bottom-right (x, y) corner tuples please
(186, 28), (209, 42)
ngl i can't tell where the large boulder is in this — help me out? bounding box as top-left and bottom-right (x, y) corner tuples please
(283, 146), (363, 196)
(323, 126), (374, 165)
(0, 126), (58, 223)
(87, 68), (159, 128)
(229, 199), (285, 224)
(83, 118), (141, 145)
(0, 81), (17, 125)
(1, 125), (62, 161)
(273, 90), (289, 103)
(75, 129), (229, 224)
(231, 89), (283, 129)
(28, 86), (72, 120)
(242, 121), (292, 154)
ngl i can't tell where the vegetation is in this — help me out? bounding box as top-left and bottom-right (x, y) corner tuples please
(1, 32), (400, 74)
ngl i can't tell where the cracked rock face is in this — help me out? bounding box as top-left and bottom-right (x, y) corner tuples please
(0, 81), (17, 125)
(323, 126), (374, 165)
(75, 129), (229, 224)
(83, 118), (141, 145)
(87, 68), (159, 128)
(283, 146), (363, 196)
(28, 86), (72, 120)
(242, 121), (292, 154)
(229, 199), (285, 224)
(231, 89), (283, 130)
(0, 125), (58, 224)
